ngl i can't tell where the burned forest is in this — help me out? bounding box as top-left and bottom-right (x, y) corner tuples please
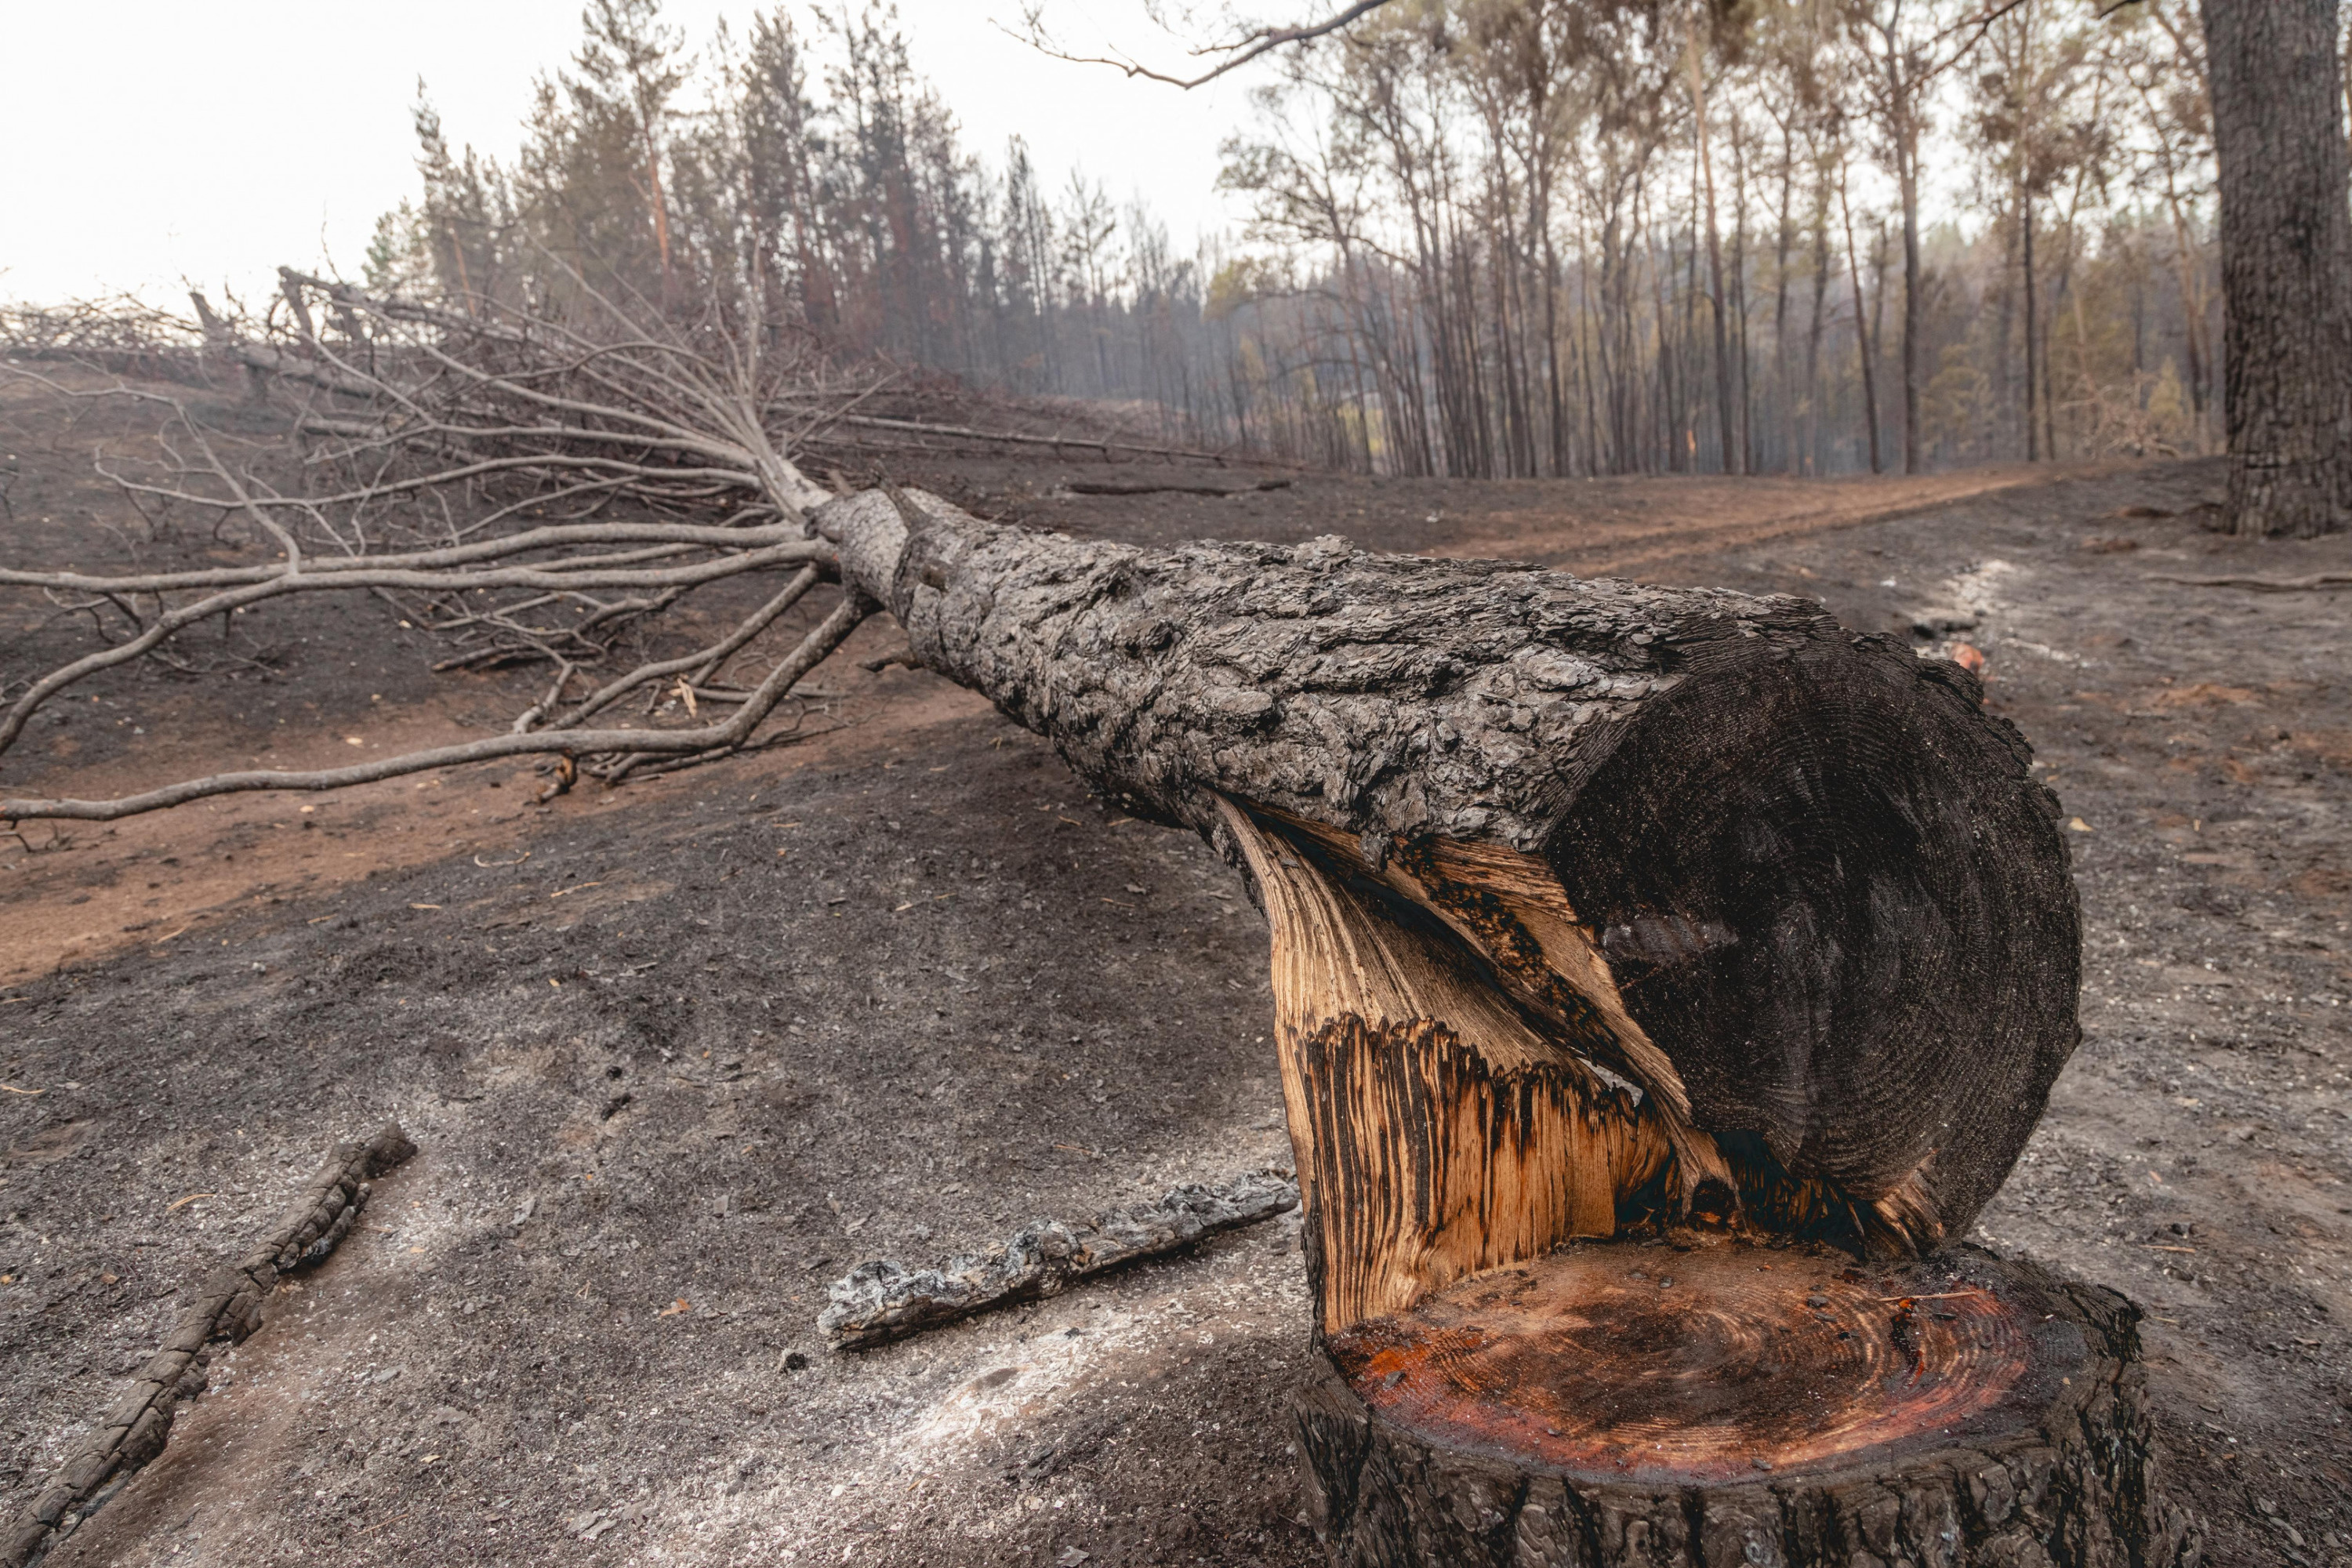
(2, 2), (2349, 1567)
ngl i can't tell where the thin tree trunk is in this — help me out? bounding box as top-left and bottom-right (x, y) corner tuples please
(2024, 195), (2042, 461)
(1838, 163), (1882, 474)
(1806, 180), (1831, 476)
(1886, 41), (1925, 475)
(1773, 124), (1797, 474)
(1692, 53), (1739, 474)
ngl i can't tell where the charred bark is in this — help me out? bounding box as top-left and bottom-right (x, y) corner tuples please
(2, 1124), (414, 1568)
(2201, 0), (2352, 538)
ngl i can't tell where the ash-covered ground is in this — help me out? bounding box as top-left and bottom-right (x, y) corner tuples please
(2, 434), (2347, 1566)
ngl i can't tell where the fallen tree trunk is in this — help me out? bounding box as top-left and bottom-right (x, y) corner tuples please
(810, 488), (2185, 1566)
(818, 488), (2078, 1261)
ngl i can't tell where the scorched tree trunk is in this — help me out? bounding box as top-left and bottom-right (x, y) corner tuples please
(2201, 0), (2352, 539)
(816, 489), (2193, 1566)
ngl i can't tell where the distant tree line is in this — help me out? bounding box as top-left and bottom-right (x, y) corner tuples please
(365, 0), (2228, 477)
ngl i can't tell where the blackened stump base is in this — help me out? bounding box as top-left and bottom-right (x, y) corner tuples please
(1291, 1241), (2195, 1568)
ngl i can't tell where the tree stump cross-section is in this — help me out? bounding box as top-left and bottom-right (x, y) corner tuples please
(1298, 1243), (2189, 1567)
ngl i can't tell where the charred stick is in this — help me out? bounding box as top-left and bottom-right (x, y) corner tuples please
(821, 1172), (1300, 1351)
(0, 1123), (415, 1568)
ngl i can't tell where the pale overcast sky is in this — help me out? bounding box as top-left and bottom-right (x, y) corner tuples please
(0, 2), (1254, 307)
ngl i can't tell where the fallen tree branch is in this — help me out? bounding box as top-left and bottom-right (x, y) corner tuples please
(819, 1170), (1299, 1350)
(2149, 571), (2352, 591)
(0, 589), (872, 821)
(1065, 477), (1294, 497)
(810, 411), (1242, 465)
(0, 1123), (416, 1568)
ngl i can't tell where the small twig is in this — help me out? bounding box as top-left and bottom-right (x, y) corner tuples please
(858, 644), (919, 673)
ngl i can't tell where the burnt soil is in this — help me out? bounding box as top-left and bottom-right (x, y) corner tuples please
(1, 390), (2348, 1567)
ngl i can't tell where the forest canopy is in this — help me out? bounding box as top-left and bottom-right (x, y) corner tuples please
(358, 0), (2227, 480)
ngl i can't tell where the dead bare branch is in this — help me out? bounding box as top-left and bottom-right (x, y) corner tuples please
(1011, 0), (1395, 90)
(2149, 572), (2352, 590)
(0, 274), (912, 822)
(0, 590), (873, 822)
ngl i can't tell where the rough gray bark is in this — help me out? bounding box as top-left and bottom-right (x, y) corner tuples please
(1, 1123), (414, 1568)
(1292, 1247), (2196, 1568)
(814, 489), (2078, 1249)
(2200, 0), (2352, 538)
(821, 1171), (1300, 1349)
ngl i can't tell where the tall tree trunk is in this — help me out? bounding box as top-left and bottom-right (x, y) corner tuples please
(1838, 165), (1883, 474)
(1773, 125), (1797, 475)
(1692, 53), (1739, 474)
(1896, 129), (1923, 474)
(2199, 0), (2352, 536)
(1806, 183), (1831, 476)
(1882, 35), (1926, 476)
(2024, 196), (2042, 463)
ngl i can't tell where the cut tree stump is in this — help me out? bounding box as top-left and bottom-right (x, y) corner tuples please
(1295, 1240), (2190, 1567)
(814, 488), (2190, 1566)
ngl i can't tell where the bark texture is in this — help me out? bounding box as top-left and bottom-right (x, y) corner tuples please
(1, 1123), (414, 1568)
(2200, 0), (2352, 538)
(1293, 1243), (2196, 1568)
(817, 490), (2079, 1264)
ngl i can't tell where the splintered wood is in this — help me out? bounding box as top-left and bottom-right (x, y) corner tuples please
(1218, 800), (1668, 1334)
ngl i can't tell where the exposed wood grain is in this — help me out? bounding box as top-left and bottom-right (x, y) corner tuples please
(1219, 800), (1667, 1334)
(1297, 1244), (2197, 1568)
